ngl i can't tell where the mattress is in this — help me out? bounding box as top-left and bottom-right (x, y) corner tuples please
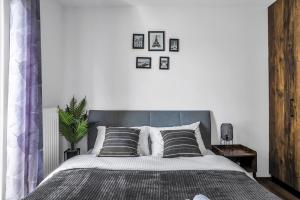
(23, 155), (280, 200)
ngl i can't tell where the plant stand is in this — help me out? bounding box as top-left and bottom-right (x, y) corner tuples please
(64, 148), (80, 161)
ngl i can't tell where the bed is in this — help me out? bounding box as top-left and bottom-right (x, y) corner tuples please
(23, 111), (280, 200)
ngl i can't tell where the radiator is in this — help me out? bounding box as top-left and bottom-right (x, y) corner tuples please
(43, 108), (59, 177)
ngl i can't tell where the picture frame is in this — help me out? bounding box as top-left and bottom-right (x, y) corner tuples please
(148, 31), (165, 51)
(132, 34), (144, 49)
(169, 38), (179, 52)
(136, 57), (152, 69)
(159, 57), (170, 70)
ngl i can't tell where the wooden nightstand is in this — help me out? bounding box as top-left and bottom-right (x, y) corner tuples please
(212, 144), (257, 178)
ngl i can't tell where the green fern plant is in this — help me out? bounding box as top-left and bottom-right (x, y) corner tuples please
(58, 97), (88, 150)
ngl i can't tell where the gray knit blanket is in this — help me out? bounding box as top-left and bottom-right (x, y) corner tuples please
(23, 168), (280, 200)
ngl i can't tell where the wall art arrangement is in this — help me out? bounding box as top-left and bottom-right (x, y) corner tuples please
(133, 31), (179, 70)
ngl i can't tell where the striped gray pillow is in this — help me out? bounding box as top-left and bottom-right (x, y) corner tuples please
(98, 127), (140, 157)
(161, 129), (202, 158)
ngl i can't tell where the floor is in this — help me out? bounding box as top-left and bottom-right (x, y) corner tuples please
(258, 179), (300, 200)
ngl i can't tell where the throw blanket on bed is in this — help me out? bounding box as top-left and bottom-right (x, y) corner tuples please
(23, 169), (280, 200)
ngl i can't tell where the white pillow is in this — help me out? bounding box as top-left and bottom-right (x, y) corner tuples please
(91, 126), (150, 156)
(91, 126), (106, 155)
(149, 122), (206, 157)
(134, 126), (150, 156)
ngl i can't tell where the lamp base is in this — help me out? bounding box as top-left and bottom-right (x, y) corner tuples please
(220, 139), (233, 146)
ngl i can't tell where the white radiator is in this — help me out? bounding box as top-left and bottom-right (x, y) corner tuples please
(43, 108), (59, 177)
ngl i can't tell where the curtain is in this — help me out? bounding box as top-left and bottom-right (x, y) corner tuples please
(6, 0), (43, 199)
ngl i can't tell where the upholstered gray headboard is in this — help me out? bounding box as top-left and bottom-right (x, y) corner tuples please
(87, 110), (211, 151)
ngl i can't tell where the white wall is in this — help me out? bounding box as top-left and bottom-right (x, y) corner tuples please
(42, 5), (269, 176)
(40, 0), (70, 163)
(41, 0), (64, 107)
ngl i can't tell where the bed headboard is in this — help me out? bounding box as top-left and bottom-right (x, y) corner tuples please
(87, 110), (211, 151)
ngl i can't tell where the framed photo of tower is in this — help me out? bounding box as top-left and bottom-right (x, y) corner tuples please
(148, 31), (165, 51)
(169, 39), (179, 52)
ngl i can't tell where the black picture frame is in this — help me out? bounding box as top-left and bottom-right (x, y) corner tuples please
(169, 38), (179, 52)
(159, 57), (170, 70)
(148, 31), (165, 51)
(136, 57), (152, 69)
(132, 34), (144, 49)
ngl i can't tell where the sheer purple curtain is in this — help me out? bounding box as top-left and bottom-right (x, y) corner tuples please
(6, 0), (43, 199)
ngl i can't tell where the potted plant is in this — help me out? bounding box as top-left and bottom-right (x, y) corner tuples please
(58, 97), (88, 160)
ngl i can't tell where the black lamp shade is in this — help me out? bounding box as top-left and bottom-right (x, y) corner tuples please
(221, 123), (233, 141)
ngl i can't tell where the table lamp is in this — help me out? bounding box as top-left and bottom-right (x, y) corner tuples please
(221, 123), (233, 145)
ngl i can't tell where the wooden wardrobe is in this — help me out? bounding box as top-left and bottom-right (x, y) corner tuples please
(269, 0), (300, 192)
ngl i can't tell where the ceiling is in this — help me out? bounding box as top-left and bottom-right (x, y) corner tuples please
(57, 0), (277, 8)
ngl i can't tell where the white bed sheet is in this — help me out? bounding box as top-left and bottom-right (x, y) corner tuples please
(42, 154), (253, 184)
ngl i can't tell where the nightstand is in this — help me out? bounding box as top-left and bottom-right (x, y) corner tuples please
(212, 144), (257, 178)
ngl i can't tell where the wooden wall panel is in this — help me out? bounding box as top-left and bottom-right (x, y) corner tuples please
(269, 0), (300, 191)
